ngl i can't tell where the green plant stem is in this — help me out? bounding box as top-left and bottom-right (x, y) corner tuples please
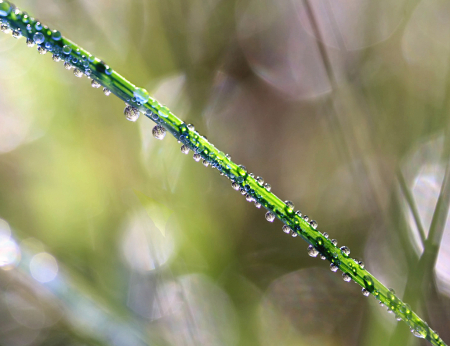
(0, 1), (447, 345)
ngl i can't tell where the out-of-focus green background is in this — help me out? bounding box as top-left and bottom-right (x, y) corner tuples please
(0, 0), (450, 345)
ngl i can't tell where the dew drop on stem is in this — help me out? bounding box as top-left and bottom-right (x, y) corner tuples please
(103, 87), (111, 96)
(152, 125), (166, 139)
(91, 80), (100, 88)
(124, 105), (139, 122)
(265, 212), (275, 222)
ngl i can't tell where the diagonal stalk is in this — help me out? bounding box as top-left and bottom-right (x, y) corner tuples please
(0, 1), (447, 345)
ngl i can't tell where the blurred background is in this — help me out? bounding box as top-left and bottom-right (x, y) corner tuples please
(0, 0), (449, 345)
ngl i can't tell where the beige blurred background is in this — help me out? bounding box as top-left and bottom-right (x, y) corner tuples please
(0, 0), (449, 345)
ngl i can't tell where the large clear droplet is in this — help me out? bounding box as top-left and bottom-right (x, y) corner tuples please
(282, 225), (291, 234)
(51, 30), (61, 41)
(307, 245), (319, 257)
(340, 246), (350, 256)
(124, 105), (139, 122)
(231, 182), (240, 191)
(73, 68), (83, 78)
(310, 220), (318, 229)
(0, 1), (12, 17)
(91, 80), (100, 88)
(152, 125), (166, 140)
(265, 212), (275, 222)
(264, 183), (271, 191)
(63, 45), (71, 54)
(33, 32), (44, 44)
(180, 145), (190, 154)
(133, 87), (150, 104)
(342, 273), (351, 282)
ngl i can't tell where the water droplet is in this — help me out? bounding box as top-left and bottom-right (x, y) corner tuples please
(265, 212), (275, 222)
(358, 260), (364, 269)
(320, 255), (326, 260)
(285, 200), (295, 211)
(202, 159), (209, 167)
(237, 165), (247, 176)
(231, 182), (240, 190)
(193, 153), (201, 162)
(26, 38), (34, 47)
(63, 45), (71, 54)
(240, 188), (246, 195)
(282, 225), (291, 234)
(330, 263), (339, 272)
(34, 21), (42, 31)
(91, 80), (100, 88)
(51, 54), (61, 62)
(186, 124), (195, 131)
(51, 30), (61, 40)
(255, 202), (261, 208)
(33, 32), (44, 44)
(11, 29), (20, 38)
(331, 239), (338, 246)
(38, 46), (47, 54)
(245, 194), (253, 202)
(133, 87), (149, 104)
(64, 61), (72, 70)
(291, 232), (298, 237)
(264, 183), (271, 191)
(340, 246), (350, 256)
(310, 220), (318, 229)
(322, 232), (329, 238)
(256, 176), (264, 185)
(362, 288), (370, 297)
(0, 1), (12, 17)
(103, 87), (111, 96)
(1, 23), (9, 32)
(225, 154), (231, 160)
(396, 316), (402, 321)
(303, 216), (310, 223)
(307, 245), (319, 257)
(342, 273), (351, 282)
(295, 210), (302, 217)
(152, 125), (166, 140)
(181, 145), (190, 154)
(105, 66), (113, 75)
(124, 105), (140, 122)
(411, 329), (425, 339)
(73, 68), (83, 78)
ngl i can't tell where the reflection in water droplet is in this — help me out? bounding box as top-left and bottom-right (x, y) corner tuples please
(63, 45), (71, 54)
(73, 68), (83, 78)
(103, 87), (111, 96)
(37, 46), (47, 54)
(26, 38), (35, 47)
(29, 252), (58, 283)
(264, 183), (271, 191)
(91, 80), (100, 88)
(124, 105), (140, 122)
(52, 53), (61, 62)
(362, 288), (370, 297)
(181, 145), (190, 154)
(282, 225), (291, 234)
(342, 273), (351, 282)
(340, 246), (350, 256)
(193, 153), (201, 162)
(231, 182), (240, 190)
(51, 30), (61, 40)
(152, 125), (166, 140)
(12, 29), (21, 38)
(265, 212), (275, 222)
(134, 87), (150, 104)
(64, 61), (72, 70)
(310, 220), (318, 229)
(33, 32), (44, 44)
(307, 245), (319, 257)
(255, 202), (262, 208)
